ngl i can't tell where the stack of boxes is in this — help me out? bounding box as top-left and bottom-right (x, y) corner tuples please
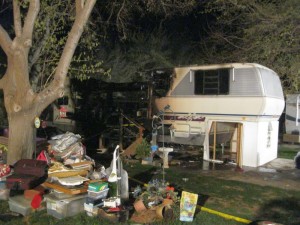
(84, 181), (109, 216)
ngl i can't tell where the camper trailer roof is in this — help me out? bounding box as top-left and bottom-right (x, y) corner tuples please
(175, 63), (274, 72)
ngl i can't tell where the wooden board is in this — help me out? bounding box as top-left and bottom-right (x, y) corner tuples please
(42, 179), (102, 195)
(42, 181), (88, 195)
(283, 134), (300, 143)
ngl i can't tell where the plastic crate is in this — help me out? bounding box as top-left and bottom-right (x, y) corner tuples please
(87, 188), (109, 199)
(52, 190), (74, 199)
(8, 195), (34, 216)
(84, 202), (103, 217)
(45, 193), (87, 219)
(0, 188), (9, 200)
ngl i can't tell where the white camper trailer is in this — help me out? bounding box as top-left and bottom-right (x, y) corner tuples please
(152, 63), (285, 167)
(283, 94), (300, 143)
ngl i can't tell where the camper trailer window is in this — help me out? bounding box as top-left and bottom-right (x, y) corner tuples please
(194, 69), (229, 95)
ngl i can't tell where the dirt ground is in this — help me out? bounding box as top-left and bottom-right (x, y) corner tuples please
(199, 159), (300, 191)
(172, 158), (300, 191)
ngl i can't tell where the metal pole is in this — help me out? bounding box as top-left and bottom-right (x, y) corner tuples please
(162, 112), (165, 185)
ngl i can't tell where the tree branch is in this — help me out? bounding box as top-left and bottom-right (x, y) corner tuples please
(0, 25), (12, 55)
(28, 17), (50, 72)
(54, 0), (96, 82)
(76, 0), (84, 15)
(116, 0), (127, 39)
(23, 0), (40, 42)
(13, 0), (22, 37)
(37, 0), (96, 112)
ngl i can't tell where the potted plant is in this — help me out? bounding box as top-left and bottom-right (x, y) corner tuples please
(135, 138), (151, 164)
(135, 179), (179, 209)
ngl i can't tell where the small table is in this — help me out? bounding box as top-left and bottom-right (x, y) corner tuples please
(158, 147), (173, 168)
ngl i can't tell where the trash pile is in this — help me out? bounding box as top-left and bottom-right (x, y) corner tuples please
(0, 132), (198, 223)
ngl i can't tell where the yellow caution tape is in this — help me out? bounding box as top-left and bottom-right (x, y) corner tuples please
(198, 205), (251, 224)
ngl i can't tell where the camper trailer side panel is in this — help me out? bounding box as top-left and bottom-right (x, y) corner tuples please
(241, 122), (260, 167)
(256, 121), (278, 166)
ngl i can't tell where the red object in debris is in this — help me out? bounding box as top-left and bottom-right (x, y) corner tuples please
(31, 194), (42, 209)
(36, 150), (51, 164)
(107, 207), (121, 212)
(166, 186), (175, 199)
(166, 186), (174, 192)
(0, 164), (11, 177)
(59, 106), (68, 118)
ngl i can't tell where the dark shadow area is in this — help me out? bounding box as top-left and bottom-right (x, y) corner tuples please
(197, 193), (210, 207)
(130, 167), (158, 186)
(252, 197), (300, 225)
(194, 193), (210, 216)
(90, 151), (113, 168)
(0, 212), (22, 222)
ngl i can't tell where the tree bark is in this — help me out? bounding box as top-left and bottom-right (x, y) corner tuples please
(7, 112), (36, 164)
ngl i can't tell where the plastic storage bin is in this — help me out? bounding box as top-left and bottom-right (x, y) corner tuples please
(87, 188), (109, 199)
(0, 188), (10, 200)
(9, 195), (34, 216)
(52, 190), (74, 199)
(84, 202), (103, 217)
(45, 193), (87, 219)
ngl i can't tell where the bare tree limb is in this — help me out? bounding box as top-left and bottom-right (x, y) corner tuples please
(116, 0), (127, 39)
(106, 1), (117, 24)
(13, 0), (22, 37)
(23, 0), (40, 44)
(76, 0), (84, 15)
(37, 0), (96, 111)
(28, 17), (50, 71)
(0, 25), (12, 55)
(54, 0), (96, 81)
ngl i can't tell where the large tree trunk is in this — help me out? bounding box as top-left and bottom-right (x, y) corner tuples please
(7, 112), (36, 164)
(0, 0), (96, 165)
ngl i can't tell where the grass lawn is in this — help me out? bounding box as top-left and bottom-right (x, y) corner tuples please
(126, 163), (300, 225)
(0, 144), (299, 225)
(278, 144), (300, 159)
(0, 162), (299, 225)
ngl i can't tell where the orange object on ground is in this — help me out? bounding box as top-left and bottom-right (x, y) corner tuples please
(24, 185), (45, 200)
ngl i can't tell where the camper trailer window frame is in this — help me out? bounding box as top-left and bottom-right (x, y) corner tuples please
(194, 69), (230, 95)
